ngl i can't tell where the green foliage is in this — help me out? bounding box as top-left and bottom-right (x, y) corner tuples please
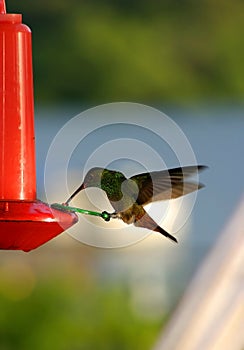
(0, 272), (165, 350)
(6, 0), (244, 104)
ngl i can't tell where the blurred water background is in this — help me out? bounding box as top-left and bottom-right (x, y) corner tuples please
(0, 1), (243, 349)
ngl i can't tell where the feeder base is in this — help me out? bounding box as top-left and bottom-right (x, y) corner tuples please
(0, 200), (78, 252)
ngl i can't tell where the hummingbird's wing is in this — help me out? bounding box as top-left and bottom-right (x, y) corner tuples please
(134, 208), (178, 243)
(130, 165), (207, 206)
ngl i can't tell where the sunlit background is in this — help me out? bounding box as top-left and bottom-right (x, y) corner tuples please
(1, 1), (243, 349)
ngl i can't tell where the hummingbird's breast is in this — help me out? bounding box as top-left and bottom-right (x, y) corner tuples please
(108, 178), (140, 213)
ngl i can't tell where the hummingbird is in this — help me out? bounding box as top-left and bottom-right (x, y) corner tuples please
(65, 165), (207, 243)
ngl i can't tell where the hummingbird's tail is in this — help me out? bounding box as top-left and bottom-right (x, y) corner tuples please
(153, 225), (178, 243)
(134, 209), (178, 243)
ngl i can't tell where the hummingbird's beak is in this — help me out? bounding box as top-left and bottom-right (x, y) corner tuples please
(78, 183), (85, 190)
(64, 182), (85, 206)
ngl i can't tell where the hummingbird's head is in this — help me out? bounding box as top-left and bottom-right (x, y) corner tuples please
(82, 167), (105, 189)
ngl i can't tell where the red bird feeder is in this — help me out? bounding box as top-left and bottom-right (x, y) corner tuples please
(0, 0), (78, 252)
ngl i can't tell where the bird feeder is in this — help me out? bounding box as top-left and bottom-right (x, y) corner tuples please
(0, 0), (78, 252)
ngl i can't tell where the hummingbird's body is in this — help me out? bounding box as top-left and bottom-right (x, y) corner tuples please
(65, 165), (207, 243)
